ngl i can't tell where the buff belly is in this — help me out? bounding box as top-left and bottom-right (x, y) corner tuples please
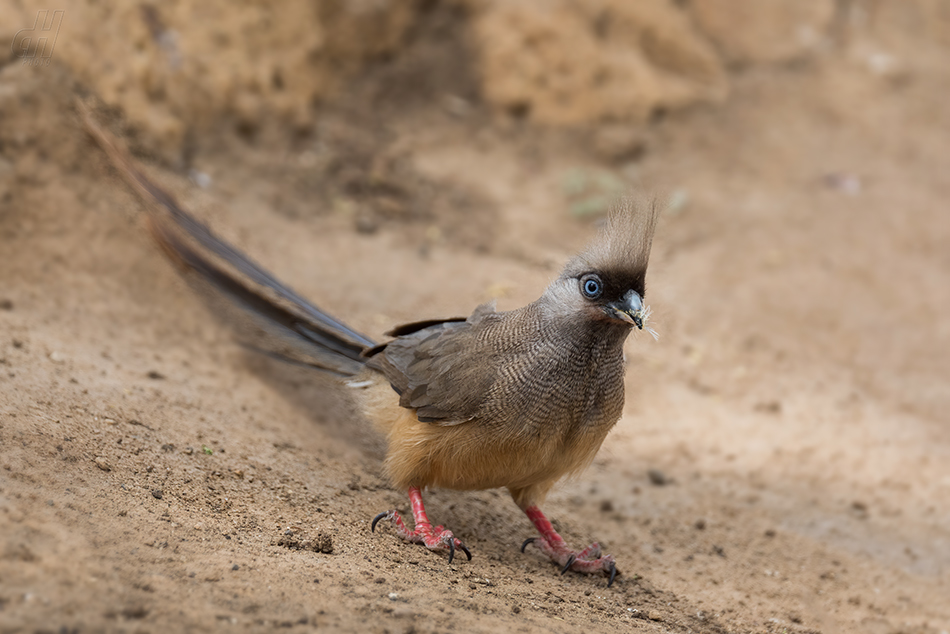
(354, 373), (613, 505)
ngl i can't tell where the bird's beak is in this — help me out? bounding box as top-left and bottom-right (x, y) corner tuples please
(604, 290), (645, 329)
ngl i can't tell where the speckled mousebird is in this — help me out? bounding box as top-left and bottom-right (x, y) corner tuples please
(81, 103), (660, 587)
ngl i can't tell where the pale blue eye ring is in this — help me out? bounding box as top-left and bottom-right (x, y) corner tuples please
(580, 275), (603, 299)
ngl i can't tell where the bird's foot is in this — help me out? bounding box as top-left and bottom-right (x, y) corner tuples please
(370, 487), (472, 564)
(521, 535), (617, 583)
(372, 510), (471, 563)
(520, 504), (619, 586)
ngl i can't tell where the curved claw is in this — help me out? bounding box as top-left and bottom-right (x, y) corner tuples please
(560, 554), (577, 575)
(447, 539), (456, 564)
(458, 542), (473, 561)
(520, 537), (535, 553)
(371, 511), (389, 533)
(607, 561), (618, 588)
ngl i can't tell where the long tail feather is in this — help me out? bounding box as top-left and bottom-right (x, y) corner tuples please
(78, 100), (374, 377)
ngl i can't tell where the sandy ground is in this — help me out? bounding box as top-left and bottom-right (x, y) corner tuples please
(2, 8), (950, 634)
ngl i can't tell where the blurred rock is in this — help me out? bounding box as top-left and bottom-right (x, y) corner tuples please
(687, 0), (835, 65)
(6, 0), (948, 166)
(5, 0), (415, 162)
(469, 0), (727, 124)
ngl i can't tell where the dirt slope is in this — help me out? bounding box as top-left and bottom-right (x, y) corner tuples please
(1, 3), (949, 633)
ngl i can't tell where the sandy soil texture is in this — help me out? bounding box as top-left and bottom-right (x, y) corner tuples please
(1, 2), (949, 633)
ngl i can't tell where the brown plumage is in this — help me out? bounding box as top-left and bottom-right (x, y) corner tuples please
(80, 103), (660, 586)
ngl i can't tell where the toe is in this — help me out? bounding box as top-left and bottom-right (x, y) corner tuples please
(371, 511), (392, 533)
(522, 536), (618, 583)
(560, 554), (577, 575)
(419, 528), (472, 562)
(576, 542), (602, 560)
(568, 553), (617, 577)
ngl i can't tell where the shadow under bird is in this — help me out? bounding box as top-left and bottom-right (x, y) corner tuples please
(81, 104), (660, 587)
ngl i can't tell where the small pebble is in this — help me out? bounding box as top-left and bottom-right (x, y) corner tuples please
(666, 189), (690, 215)
(151, 489), (163, 499)
(824, 172), (862, 195)
(592, 124), (647, 163)
(354, 211), (379, 235)
(443, 94), (472, 117)
(188, 169), (212, 189)
(647, 469), (668, 486)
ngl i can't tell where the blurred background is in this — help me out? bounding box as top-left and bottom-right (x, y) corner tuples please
(1, 1), (948, 632)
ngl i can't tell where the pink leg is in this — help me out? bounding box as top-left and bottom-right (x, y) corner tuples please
(521, 505), (618, 586)
(371, 487), (472, 563)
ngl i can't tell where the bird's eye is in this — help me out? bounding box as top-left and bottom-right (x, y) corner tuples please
(580, 275), (603, 299)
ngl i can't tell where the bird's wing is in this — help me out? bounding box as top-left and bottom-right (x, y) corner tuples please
(366, 304), (501, 424)
(385, 317), (469, 337)
(362, 317), (467, 359)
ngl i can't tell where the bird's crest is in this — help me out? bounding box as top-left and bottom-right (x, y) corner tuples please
(563, 196), (661, 286)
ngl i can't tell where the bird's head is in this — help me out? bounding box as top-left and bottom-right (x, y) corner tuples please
(547, 197), (660, 335)
(573, 271), (649, 329)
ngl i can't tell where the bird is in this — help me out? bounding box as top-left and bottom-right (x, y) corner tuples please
(80, 103), (660, 587)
